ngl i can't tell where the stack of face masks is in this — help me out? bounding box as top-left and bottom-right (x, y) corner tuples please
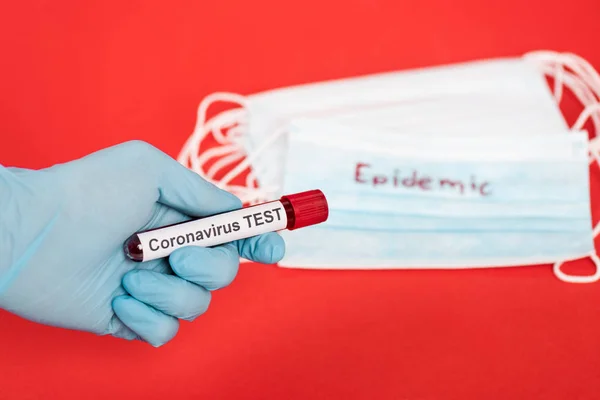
(178, 50), (600, 283)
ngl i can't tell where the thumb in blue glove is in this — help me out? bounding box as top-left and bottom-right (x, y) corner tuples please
(0, 140), (285, 347)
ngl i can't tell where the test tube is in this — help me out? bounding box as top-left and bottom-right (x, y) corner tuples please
(124, 189), (328, 262)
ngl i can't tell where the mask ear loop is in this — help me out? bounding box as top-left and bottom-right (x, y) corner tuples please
(554, 218), (600, 283)
(524, 51), (600, 133)
(553, 253), (600, 283)
(217, 124), (290, 198)
(552, 61), (565, 103)
(526, 51), (600, 283)
(178, 92), (247, 169)
(177, 93), (282, 263)
(177, 92), (272, 204)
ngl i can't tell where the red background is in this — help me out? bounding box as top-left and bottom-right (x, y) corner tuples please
(1, 0), (600, 399)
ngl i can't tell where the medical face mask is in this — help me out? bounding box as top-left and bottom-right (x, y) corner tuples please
(178, 55), (568, 203)
(278, 118), (594, 269)
(177, 50), (600, 283)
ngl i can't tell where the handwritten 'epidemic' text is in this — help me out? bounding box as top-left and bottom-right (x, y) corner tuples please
(355, 162), (491, 196)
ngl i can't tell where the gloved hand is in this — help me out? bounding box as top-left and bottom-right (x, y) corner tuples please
(0, 141), (285, 347)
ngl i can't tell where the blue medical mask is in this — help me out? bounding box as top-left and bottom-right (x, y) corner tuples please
(177, 50), (600, 282)
(277, 119), (595, 277)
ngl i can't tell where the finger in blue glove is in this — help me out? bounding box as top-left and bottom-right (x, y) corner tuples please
(0, 141), (285, 347)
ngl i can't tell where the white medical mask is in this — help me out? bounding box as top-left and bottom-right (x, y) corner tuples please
(177, 50), (600, 283)
(178, 56), (568, 203)
(278, 119), (594, 270)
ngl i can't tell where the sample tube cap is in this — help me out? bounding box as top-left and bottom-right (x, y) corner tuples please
(282, 189), (329, 229)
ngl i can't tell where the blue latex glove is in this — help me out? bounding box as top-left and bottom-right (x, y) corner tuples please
(0, 141), (285, 347)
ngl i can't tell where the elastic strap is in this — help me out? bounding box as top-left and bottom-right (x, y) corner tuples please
(553, 252), (600, 284)
(176, 92), (273, 205)
(525, 51), (600, 283)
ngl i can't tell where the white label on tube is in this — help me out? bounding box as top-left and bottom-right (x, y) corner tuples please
(137, 201), (287, 261)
